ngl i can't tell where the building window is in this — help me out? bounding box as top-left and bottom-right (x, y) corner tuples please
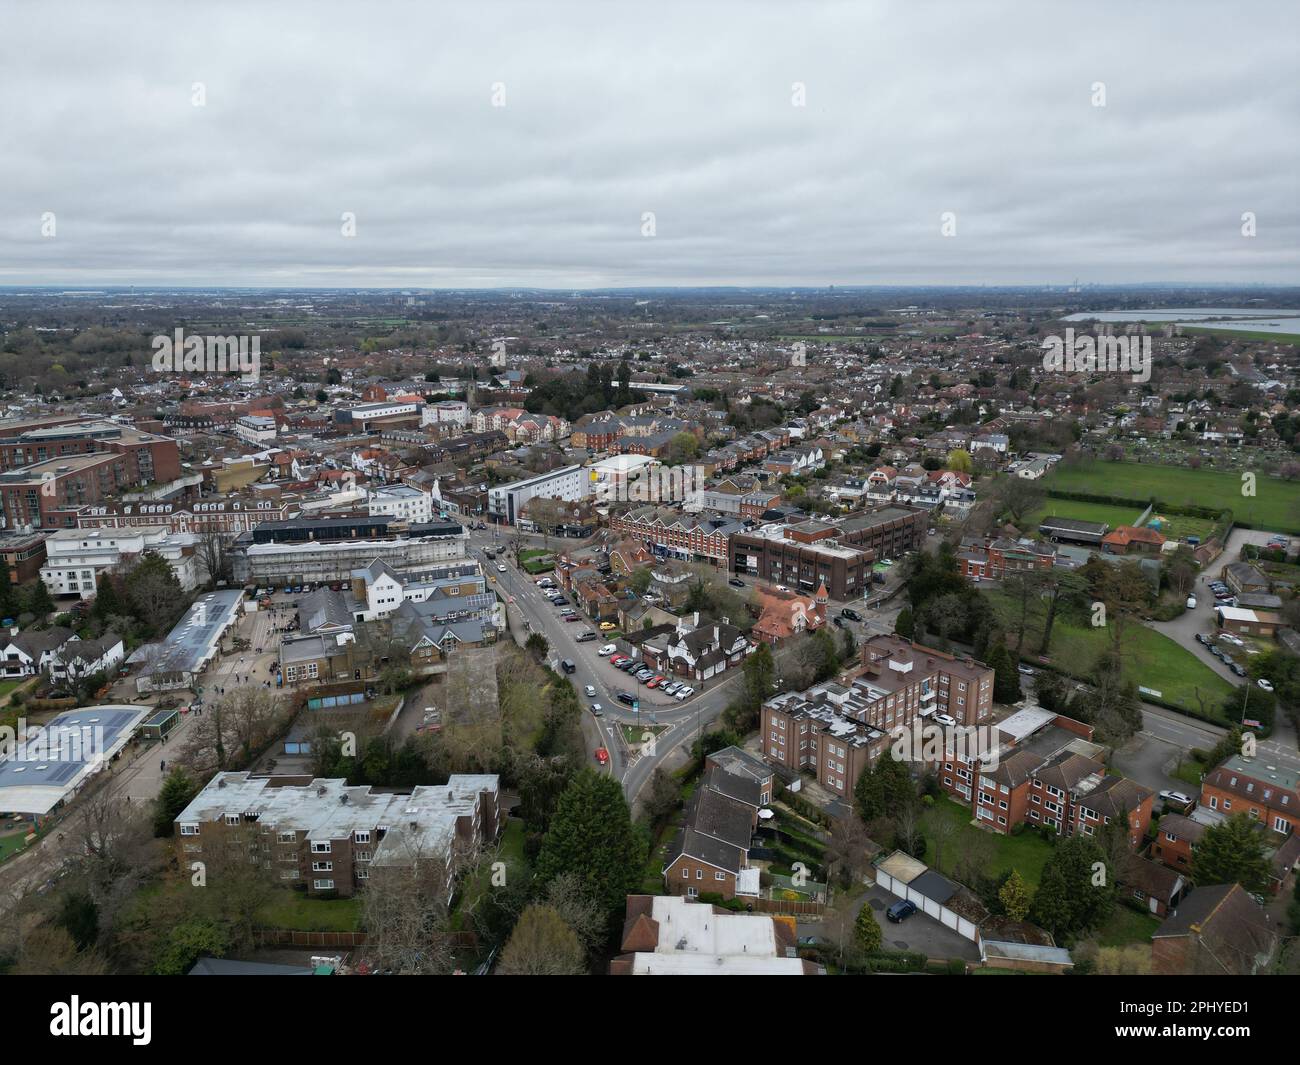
(313, 879), (335, 891)
(311, 841), (331, 854)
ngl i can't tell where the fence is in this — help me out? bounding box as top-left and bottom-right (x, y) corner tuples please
(751, 896), (826, 917)
(874, 868), (981, 942)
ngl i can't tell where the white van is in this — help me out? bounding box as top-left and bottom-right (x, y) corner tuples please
(598, 644), (617, 656)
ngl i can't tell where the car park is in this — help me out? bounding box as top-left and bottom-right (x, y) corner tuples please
(886, 899), (917, 923)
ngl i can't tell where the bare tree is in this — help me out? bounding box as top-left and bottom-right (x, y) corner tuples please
(179, 686), (287, 773)
(360, 831), (475, 974)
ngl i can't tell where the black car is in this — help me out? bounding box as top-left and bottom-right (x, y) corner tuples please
(832, 617), (844, 629)
(840, 608), (862, 622)
(886, 899), (917, 922)
(616, 691), (636, 706)
(728, 578), (746, 588)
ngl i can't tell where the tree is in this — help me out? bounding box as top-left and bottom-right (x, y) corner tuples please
(946, 448), (973, 473)
(643, 768), (682, 823)
(855, 756), (918, 823)
(124, 551), (184, 634)
(986, 639), (1022, 704)
(998, 869), (1032, 921)
(994, 476), (1046, 526)
(742, 642), (775, 708)
(524, 631), (549, 661)
(894, 606), (914, 639)
(153, 767), (199, 837)
(196, 532), (232, 587)
(91, 572), (123, 620)
(498, 903), (587, 975)
(825, 815), (873, 888)
(535, 769), (644, 921)
(26, 578), (55, 620)
(360, 834), (470, 974)
(1030, 835), (1114, 943)
(152, 917), (230, 976)
(853, 903), (883, 953)
(1191, 813), (1271, 892)
(1038, 569), (1088, 654)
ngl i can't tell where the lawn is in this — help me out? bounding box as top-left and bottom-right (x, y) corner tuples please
(1028, 499), (1146, 532)
(920, 796), (1054, 889)
(257, 892), (361, 932)
(0, 832), (30, 863)
(0, 680), (25, 700)
(452, 816), (528, 929)
(1044, 460), (1300, 533)
(1094, 904), (1161, 947)
(984, 590), (1236, 720)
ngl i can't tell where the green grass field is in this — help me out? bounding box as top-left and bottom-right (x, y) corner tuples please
(1095, 904), (1161, 947)
(985, 590), (1235, 720)
(920, 796), (1054, 888)
(257, 892), (361, 932)
(1028, 499), (1147, 531)
(1181, 325), (1300, 346)
(1044, 461), (1300, 533)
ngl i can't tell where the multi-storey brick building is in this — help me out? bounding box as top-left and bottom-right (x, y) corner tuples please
(0, 418), (180, 483)
(760, 635), (996, 802)
(175, 773), (500, 897)
(1201, 754), (1300, 836)
(609, 507), (744, 566)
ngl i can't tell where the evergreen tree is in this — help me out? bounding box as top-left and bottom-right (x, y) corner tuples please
(743, 642), (774, 707)
(153, 767), (199, 838)
(894, 606), (914, 639)
(1191, 813), (1271, 892)
(26, 579), (55, 620)
(987, 639), (1022, 704)
(536, 769), (644, 921)
(1029, 836), (1114, 942)
(998, 869), (1032, 921)
(853, 903), (883, 953)
(92, 572), (122, 620)
(0, 559), (17, 620)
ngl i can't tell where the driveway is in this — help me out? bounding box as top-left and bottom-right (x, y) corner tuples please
(799, 885), (981, 962)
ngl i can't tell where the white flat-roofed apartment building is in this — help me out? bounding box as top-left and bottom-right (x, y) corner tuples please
(425, 400), (470, 427)
(235, 415), (278, 446)
(488, 464), (588, 524)
(40, 525), (201, 596)
(175, 772), (501, 898)
(367, 483), (433, 525)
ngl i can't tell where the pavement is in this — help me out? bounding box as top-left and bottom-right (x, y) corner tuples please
(797, 884), (982, 962)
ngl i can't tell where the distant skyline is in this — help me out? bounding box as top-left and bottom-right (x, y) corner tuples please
(5, 0), (1298, 289)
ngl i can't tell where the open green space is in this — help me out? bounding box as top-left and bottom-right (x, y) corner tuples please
(1044, 460), (1300, 533)
(1094, 904), (1161, 947)
(1180, 325), (1300, 346)
(257, 892), (362, 932)
(1028, 498), (1145, 532)
(984, 589), (1236, 720)
(920, 796), (1054, 889)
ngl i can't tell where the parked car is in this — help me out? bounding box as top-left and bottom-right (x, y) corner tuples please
(934, 714), (957, 728)
(661, 681), (680, 695)
(1258, 679), (1274, 692)
(1230, 663), (1247, 677)
(886, 900), (917, 923)
(728, 578), (746, 588)
(616, 691), (636, 706)
(1195, 633), (1210, 645)
(1186, 595), (1197, 609)
(674, 686), (693, 700)
(599, 644), (617, 656)
(1159, 789), (1195, 810)
(1018, 665), (1037, 677)
(599, 622), (617, 631)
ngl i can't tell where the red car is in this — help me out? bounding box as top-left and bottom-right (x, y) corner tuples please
(646, 675), (665, 689)
(595, 747), (609, 765)
(610, 655), (628, 666)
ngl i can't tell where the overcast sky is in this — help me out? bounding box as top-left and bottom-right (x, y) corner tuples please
(3, 0), (1297, 288)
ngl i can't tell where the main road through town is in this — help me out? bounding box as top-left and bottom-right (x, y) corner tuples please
(467, 527), (742, 809)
